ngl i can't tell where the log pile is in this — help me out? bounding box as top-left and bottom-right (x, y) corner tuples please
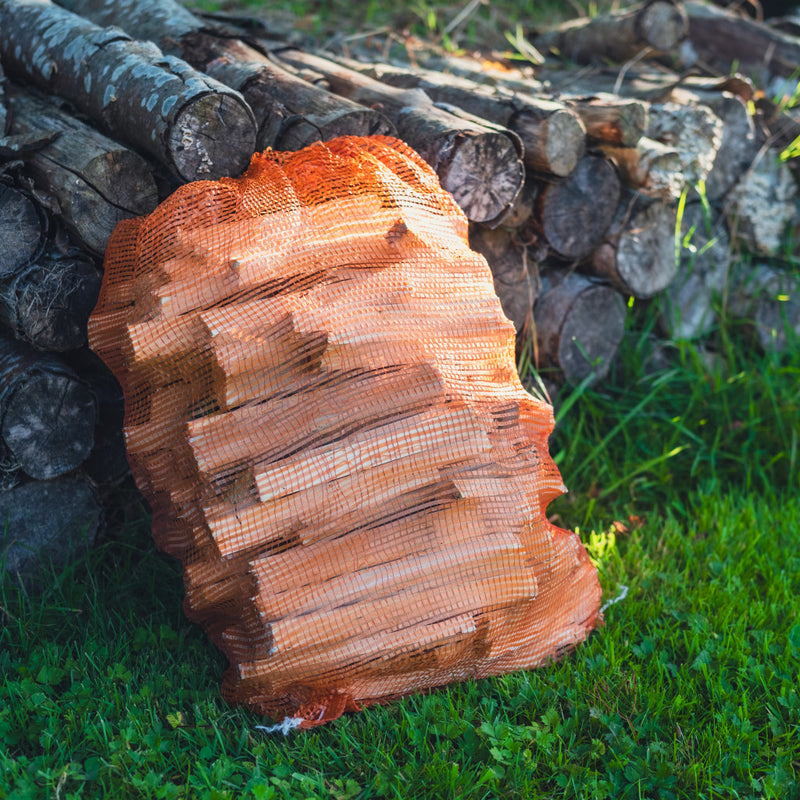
(1, 0), (800, 581)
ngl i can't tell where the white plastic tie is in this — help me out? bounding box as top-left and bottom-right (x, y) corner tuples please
(600, 584), (629, 615)
(255, 716), (305, 736)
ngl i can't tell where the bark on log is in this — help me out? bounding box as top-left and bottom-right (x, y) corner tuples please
(332, 58), (587, 177)
(1, 473), (102, 587)
(587, 190), (678, 299)
(272, 50), (525, 224)
(534, 0), (688, 64)
(659, 201), (730, 339)
(0, 0), (257, 182)
(56, 0), (395, 151)
(64, 347), (129, 485)
(0, 332), (96, 479)
(681, 1), (800, 85)
(469, 225), (540, 333)
(562, 93), (648, 147)
(532, 153), (622, 261)
(5, 86), (159, 254)
(0, 183), (48, 276)
(0, 242), (102, 352)
(727, 147), (798, 257)
(728, 262), (800, 352)
(533, 270), (627, 385)
(601, 137), (684, 200)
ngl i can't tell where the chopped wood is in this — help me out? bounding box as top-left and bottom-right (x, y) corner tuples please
(562, 93), (649, 147)
(534, 270), (627, 384)
(58, 0), (395, 150)
(0, 183), (47, 277)
(0, 242), (102, 352)
(6, 85), (159, 254)
(272, 50), (525, 224)
(0, 332), (96, 479)
(0, 0), (257, 182)
(534, 0), (688, 64)
(332, 57), (586, 177)
(532, 153), (622, 260)
(588, 190), (678, 299)
(601, 137), (684, 200)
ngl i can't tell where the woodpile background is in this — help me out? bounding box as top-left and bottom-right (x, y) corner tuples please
(2, 0), (800, 581)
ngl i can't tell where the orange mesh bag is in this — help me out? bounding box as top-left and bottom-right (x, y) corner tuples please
(88, 135), (601, 727)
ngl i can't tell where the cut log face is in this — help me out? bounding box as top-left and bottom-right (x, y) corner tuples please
(0, 334), (96, 479)
(0, 184), (47, 277)
(534, 270), (627, 385)
(88, 135), (601, 726)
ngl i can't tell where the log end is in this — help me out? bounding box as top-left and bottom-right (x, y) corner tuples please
(639, 0), (689, 52)
(540, 109), (586, 177)
(169, 93), (256, 182)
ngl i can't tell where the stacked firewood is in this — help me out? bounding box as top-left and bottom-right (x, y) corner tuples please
(1, 0), (800, 578)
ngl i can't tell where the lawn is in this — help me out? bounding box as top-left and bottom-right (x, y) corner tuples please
(2, 1), (800, 798)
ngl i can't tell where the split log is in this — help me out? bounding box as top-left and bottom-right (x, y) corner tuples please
(5, 86), (159, 254)
(562, 93), (648, 147)
(533, 270), (627, 385)
(0, 473), (102, 587)
(0, 333), (96, 480)
(534, 0), (688, 64)
(727, 147), (798, 257)
(0, 183), (48, 277)
(728, 262), (800, 352)
(659, 201), (730, 340)
(0, 242), (102, 352)
(332, 57), (586, 177)
(532, 153), (622, 261)
(0, 0), (257, 182)
(56, 0), (395, 151)
(681, 1), (800, 86)
(469, 225), (539, 333)
(587, 190), (678, 299)
(272, 49), (525, 224)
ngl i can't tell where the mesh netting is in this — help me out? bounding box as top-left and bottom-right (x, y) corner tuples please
(88, 135), (601, 727)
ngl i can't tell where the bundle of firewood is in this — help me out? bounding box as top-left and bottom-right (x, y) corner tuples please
(1, 0), (800, 579)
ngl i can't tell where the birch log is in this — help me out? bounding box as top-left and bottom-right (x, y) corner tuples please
(534, 270), (627, 385)
(273, 49), (525, 224)
(0, 332), (96, 479)
(0, 0), (256, 182)
(55, 0), (395, 151)
(6, 85), (159, 254)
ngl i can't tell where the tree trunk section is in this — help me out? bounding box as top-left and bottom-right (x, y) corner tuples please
(0, 0), (256, 182)
(469, 225), (540, 333)
(1, 473), (102, 588)
(562, 93), (648, 147)
(534, 0), (688, 64)
(0, 332), (96, 479)
(601, 137), (684, 200)
(532, 153), (622, 260)
(587, 190), (678, 298)
(659, 201), (730, 339)
(6, 85), (159, 254)
(55, 0), (395, 151)
(273, 50), (525, 224)
(534, 270), (627, 385)
(333, 57), (587, 177)
(0, 183), (48, 277)
(0, 243), (102, 352)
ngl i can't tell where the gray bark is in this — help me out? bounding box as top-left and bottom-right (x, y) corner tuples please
(0, 332), (96, 479)
(0, 0), (256, 182)
(6, 85), (159, 254)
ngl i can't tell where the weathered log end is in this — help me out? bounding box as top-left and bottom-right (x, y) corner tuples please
(0, 184), (47, 277)
(637, 0), (689, 52)
(169, 92), (256, 180)
(513, 106), (586, 177)
(535, 270), (626, 384)
(438, 131), (524, 224)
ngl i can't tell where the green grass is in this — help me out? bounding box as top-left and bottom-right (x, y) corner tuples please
(2, 300), (800, 799)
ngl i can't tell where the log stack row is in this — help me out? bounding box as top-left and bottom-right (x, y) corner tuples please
(1, 0), (800, 579)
